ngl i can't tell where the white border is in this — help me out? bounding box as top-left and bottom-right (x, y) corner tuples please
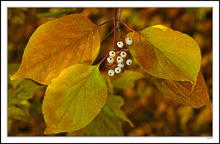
(2, 1), (219, 8)
(1, 1), (219, 143)
(212, 2), (220, 143)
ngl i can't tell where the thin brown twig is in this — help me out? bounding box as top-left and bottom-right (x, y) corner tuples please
(99, 8), (118, 65)
(101, 29), (114, 44)
(101, 24), (120, 44)
(117, 8), (123, 40)
(113, 8), (117, 49)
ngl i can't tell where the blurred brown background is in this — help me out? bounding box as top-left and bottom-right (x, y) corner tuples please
(8, 8), (212, 136)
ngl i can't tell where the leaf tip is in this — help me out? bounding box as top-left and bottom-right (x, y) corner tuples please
(10, 73), (19, 81)
(207, 100), (212, 111)
(43, 128), (49, 135)
(44, 127), (52, 135)
(129, 121), (134, 128)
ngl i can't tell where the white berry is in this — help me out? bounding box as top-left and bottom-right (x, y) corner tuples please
(107, 57), (114, 63)
(117, 41), (124, 48)
(126, 37), (133, 45)
(117, 63), (124, 68)
(108, 69), (115, 76)
(109, 51), (116, 57)
(120, 51), (127, 58)
(115, 67), (121, 74)
(126, 59), (132, 65)
(116, 56), (123, 63)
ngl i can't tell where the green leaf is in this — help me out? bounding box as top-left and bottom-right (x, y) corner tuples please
(8, 78), (41, 123)
(102, 74), (114, 94)
(15, 79), (43, 100)
(111, 70), (144, 89)
(126, 25), (201, 86)
(8, 63), (23, 89)
(153, 71), (212, 110)
(11, 14), (100, 85)
(8, 79), (43, 105)
(8, 104), (30, 122)
(85, 95), (134, 136)
(42, 64), (108, 134)
(85, 105), (124, 136)
(106, 95), (134, 127)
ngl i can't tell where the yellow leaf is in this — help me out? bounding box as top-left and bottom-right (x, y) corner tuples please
(11, 14), (100, 85)
(42, 64), (108, 134)
(66, 128), (85, 136)
(125, 25), (201, 86)
(153, 71), (212, 110)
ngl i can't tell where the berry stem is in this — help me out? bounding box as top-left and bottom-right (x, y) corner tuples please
(98, 52), (109, 65)
(116, 19), (135, 32)
(98, 8), (130, 66)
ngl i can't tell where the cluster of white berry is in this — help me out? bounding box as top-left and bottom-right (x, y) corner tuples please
(107, 37), (133, 76)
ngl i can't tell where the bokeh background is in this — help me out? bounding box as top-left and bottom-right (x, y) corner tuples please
(8, 8), (212, 136)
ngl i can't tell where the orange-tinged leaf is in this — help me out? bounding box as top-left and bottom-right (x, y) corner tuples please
(125, 25), (201, 86)
(11, 14), (100, 85)
(42, 64), (108, 134)
(153, 71), (212, 110)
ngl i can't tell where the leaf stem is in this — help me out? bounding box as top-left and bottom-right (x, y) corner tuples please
(115, 19), (135, 32)
(97, 18), (114, 27)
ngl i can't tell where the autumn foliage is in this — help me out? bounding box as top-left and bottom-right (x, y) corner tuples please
(8, 8), (212, 136)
